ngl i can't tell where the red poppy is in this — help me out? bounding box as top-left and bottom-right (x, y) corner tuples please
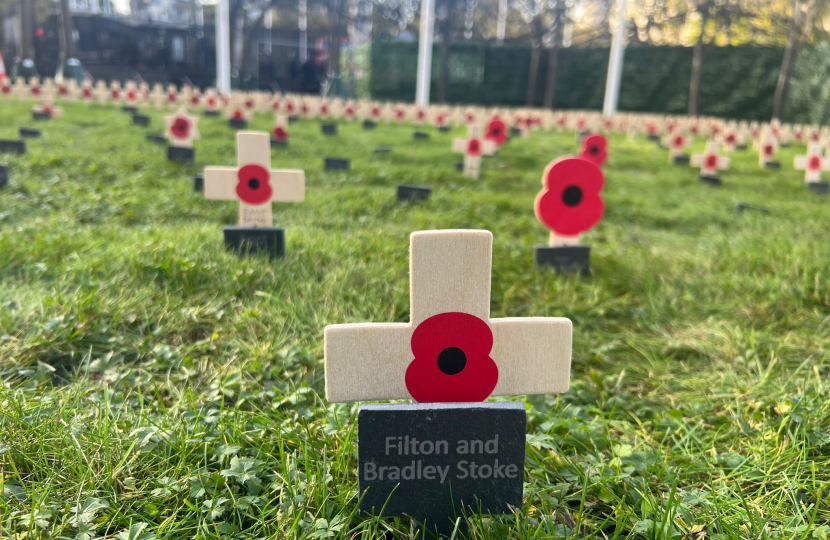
(1, 86), (10, 95)
(58, 86), (68, 96)
(763, 144), (773, 157)
(396, 109), (405, 120)
(31, 87), (41, 96)
(809, 156), (822, 171)
(579, 134), (608, 167)
(302, 104), (309, 115)
(346, 107), (354, 118)
(168, 93), (177, 103)
(273, 102), (281, 111)
(704, 154), (718, 169)
(405, 312), (498, 403)
(672, 135), (684, 149)
(437, 114), (447, 126)
(577, 119), (587, 130)
(273, 126), (288, 141)
(690, 125), (699, 135)
(191, 96), (200, 105)
(236, 164), (272, 205)
(372, 107), (380, 118)
(232, 109), (245, 120)
(711, 126), (720, 136)
(42, 106), (53, 116)
(82, 88), (92, 98)
(127, 91), (137, 101)
(245, 99), (255, 109)
(321, 104), (329, 115)
(811, 132), (820, 142)
(111, 89), (119, 99)
(535, 157), (604, 237)
(171, 118), (191, 139)
(485, 118), (507, 147)
(286, 102), (295, 113)
(207, 97), (216, 108)
(725, 133), (736, 144)
(417, 109), (426, 121)
(467, 138), (481, 157)
(466, 113), (475, 124)
(557, 118), (566, 128)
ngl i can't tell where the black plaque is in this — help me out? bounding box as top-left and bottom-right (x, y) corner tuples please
(223, 226), (285, 260)
(321, 123), (338, 135)
(735, 144), (748, 151)
(373, 146), (392, 153)
(147, 133), (167, 145)
(132, 114), (150, 127)
(646, 134), (661, 142)
(193, 174), (204, 192)
(271, 139), (289, 148)
(363, 120), (377, 130)
(167, 146), (195, 164)
(734, 202), (770, 214)
(510, 127), (522, 137)
(808, 182), (829, 195)
(0, 140), (26, 155)
(455, 161), (464, 172)
(780, 142), (791, 148)
(204, 110), (221, 117)
(324, 157), (350, 171)
(672, 155), (690, 165)
(288, 115), (299, 123)
(699, 174), (722, 187)
(358, 403), (526, 536)
(535, 245), (591, 275)
(32, 111), (51, 121)
(414, 131), (430, 140)
(0, 163), (8, 189)
(122, 106), (138, 114)
(229, 119), (248, 130)
(438, 125), (450, 133)
(764, 161), (781, 170)
(397, 185), (431, 202)
(19, 127), (40, 138)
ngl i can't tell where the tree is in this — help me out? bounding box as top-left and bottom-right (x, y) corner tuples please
(58, 0), (76, 62)
(20, 0), (35, 61)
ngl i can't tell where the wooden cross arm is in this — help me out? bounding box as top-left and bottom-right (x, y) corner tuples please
(717, 156), (731, 169)
(323, 317), (572, 403)
(481, 139), (497, 156)
(204, 167), (238, 200)
(794, 155), (808, 170)
(452, 138), (468, 153)
(690, 154), (704, 167)
(271, 170), (305, 202)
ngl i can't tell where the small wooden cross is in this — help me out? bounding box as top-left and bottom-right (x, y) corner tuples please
(666, 131), (691, 162)
(273, 114), (289, 142)
(794, 143), (830, 183)
(691, 141), (730, 176)
(149, 83), (165, 109)
(27, 77), (43, 99)
(93, 81), (109, 105)
(166, 84), (179, 107)
(108, 81), (123, 104)
(204, 131), (304, 227)
(452, 125), (496, 179)
(203, 90), (221, 113)
(226, 96), (250, 122)
(757, 131), (779, 167)
(324, 230), (572, 403)
(164, 106), (201, 148)
(33, 97), (63, 119)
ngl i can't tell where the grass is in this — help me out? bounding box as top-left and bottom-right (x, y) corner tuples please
(0, 100), (829, 540)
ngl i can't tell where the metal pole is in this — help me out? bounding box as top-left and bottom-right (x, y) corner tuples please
(216, 0), (231, 93)
(299, 0), (308, 63)
(496, 0), (507, 43)
(415, 0), (435, 107)
(602, 0), (626, 116)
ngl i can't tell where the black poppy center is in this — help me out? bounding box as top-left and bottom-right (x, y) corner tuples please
(562, 185), (583, 207)
(590, 145), (600, 155)
(437, 347), (467, 375)
(248, 178), (261, 190)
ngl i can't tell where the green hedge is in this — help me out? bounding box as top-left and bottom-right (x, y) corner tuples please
(370, 41), (825, 123)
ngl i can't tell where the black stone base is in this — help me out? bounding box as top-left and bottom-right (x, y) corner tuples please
(147, 133), (167, 145)
(132, 114), (150, 127)
(735, 144), (748, 151)
(324, 157), (350, 171)
(167, 146), (195, 164)
(699, 174), (722, 187)
(647, 134), (660, 142)
(455, 161), (464, 172)
(193, 174), (204, 192)
(780, 142), (791, 148)
(271, 139), (288, 148)
(32, 111), (51, 121)
(0, 140), (26, 154)
(808, 181), (829, 195)
(288, 115), (299, 123)
(510, 126), (522, 136)
(321, 123), (338, 135)
(19, 127), (41, 138)
(672, 154), (691, 165)
(438, 125), (450, 133)
(373, 146), (392, 153)
(735, 202), (771, 214)
(224, 226), (285, 260)
(358, 403), (526, 538)
(363, 120), (377, 130)
(203, 110), (221, 117)
(535, 245), (591, 275)
(122, 106), (138, 114)
(0, 163), (8, 189)
(414, 131), (430, 140)
(397, 185), (431, 202)
(764, 161), (781, 170)
(229, 119), (248, 130)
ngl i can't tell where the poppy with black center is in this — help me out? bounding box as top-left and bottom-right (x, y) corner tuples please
(705, 155), (718, 169)
(171, 118), (190, 139)
(535, 156), (605, 237)
(809, 156), (822, 170)
(235, 164), (273, 205)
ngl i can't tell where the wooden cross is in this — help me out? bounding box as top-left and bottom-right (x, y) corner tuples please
(794, 143), (830, 183)
(204, 131), (304, 227)
(33, 97), (63, 119)
(758, 132), (778, 167)
(691, 141), (730, 176)
(452, 125), (496, 179)
(26, 77), (42, 100)
(226, 97), (250, 122)
(109, 81), (123, 104)
(166, 84), (179, 107)
(124, 82), (140, 106)
(149, 83), (166, 109)
(324, 230), (572, 403)
(273, 114), (289, 142)
(93, 81), (109, 105)
(164, 106), (201, 148)
(666, 131), (691, 162)
(203, 90), (221, 113)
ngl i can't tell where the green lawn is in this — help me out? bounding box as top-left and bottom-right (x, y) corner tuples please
(1, 101), (829, 540)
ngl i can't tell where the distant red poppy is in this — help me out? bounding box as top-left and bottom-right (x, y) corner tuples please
(286, 102), (295, 113)
(301, 104), (309, 115)
(396, 109), (405, 120)
(535, 157), (604, 237)
(167, 93), (177, 103)
(1, 86), (10, 95)
(127, 90), (137, 101)
(705, 154), (718, 169)
(273, 101), (281, 111)
(346, 107), (354, 118)
(273, 126), (288, 141)
(809, 156), (822, 171)
(485, 118), (507, 147)
(672, 135), (684, 149)
(111, 89), (119, 100)
(236, 164), (272, 205)
(191, 96), (200, 106)
(82, 88), (92, 99)
(579, 134), (608, 167)
(207, 97), (217, 108)
(467, 138), (481, 157)
(58, 86), (68, 96)
(763, 144), (774, 157)
(725, 133), (736, 145)
(466, 113), (475, 124)
(405, 312), (498, 403)
(170, 118), (190, 139)
(231, 109), (245, 120)
(42, 106), (53, 116)
(417, 109), (426, 121)
(321, 104), (329, 115)
(372, 107), (380, 118)
(31, 87), (41, 96)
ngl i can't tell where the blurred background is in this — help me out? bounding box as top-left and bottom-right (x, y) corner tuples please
(1, 0), (828, 122)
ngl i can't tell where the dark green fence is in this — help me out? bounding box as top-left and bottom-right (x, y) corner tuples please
(370, 41), (828, 123)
